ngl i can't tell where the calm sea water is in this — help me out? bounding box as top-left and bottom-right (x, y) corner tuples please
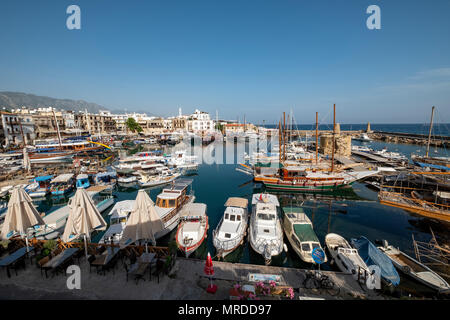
(33, 139), (449, 273)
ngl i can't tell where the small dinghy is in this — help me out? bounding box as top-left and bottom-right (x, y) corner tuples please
(378, 242), (450, 293)
(325, 233), (369, 282)
(351, 236), (400, 287)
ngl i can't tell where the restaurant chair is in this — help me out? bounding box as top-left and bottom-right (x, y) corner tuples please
(38, 256), (50, 277)
(88, 255), (96, 273)
(123, 262), (129, 282)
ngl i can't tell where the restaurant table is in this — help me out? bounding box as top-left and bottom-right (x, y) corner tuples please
(139, 252), (156, 280)
(91, 247), (120, 274)
(0, 246), (35, 278)
(42, 248), (79, 278)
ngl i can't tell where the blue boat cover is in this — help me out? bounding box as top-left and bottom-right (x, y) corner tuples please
(351, 236), (400, 286)
(33, 175), (53, 182)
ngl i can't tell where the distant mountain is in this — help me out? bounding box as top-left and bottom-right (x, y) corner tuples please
(0, 91), (108, 113)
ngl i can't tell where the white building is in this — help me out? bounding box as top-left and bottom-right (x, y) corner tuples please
(188, 109), (215, 133)
(0, 112), (35, 147)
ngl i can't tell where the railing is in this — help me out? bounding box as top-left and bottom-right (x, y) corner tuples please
(9, 238), (169, 257)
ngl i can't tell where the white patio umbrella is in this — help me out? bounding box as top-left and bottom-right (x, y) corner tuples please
(120, 190), (164, 252)
(62, 188), (107, 259)
(23, 147), (31, 173)
(0, 187), (45, 252)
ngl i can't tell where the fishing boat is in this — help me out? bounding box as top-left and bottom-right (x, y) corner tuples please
(153, 179), (195, 239)
(378, 242), (450, 293)
(75, 174), (90, 189)
(282, 207), (327, 264)
(28, 175), (53, 198)
(99, 200), (135, 244)
(213, 197), (249, 259)
(176, 203), (208, 257)
(50, 174), (75, 196)
(249, 193), (284, 265)
(325, 233), (369, 282)
(34, 186), (115, 240)
(351, 236), (400, 287)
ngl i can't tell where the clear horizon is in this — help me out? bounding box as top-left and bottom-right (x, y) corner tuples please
(1, 0), (449, 124)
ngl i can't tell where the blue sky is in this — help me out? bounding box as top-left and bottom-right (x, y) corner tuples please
(0, 0), (449, 124)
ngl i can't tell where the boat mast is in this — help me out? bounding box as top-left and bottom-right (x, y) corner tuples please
(315, 112), (318, 165)
(53, 109), (63, 149)
(278, 120), (282, 164)
(426, 106), (435, 158)
(331, 104), (336, 172)
(283, 112), (286, 163)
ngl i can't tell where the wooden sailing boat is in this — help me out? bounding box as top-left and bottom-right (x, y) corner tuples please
(379, 106), (450, 222)
(255, 106), (377, 192)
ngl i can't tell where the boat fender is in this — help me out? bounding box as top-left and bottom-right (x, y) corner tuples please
(283, 244), (288, 252)
(402, 265), (411, 274)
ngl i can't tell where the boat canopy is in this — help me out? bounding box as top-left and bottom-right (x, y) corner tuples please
(351, 236), (400, 286)
(77, 174), (89, 180)
(33, 175), (53, 182)
(293, 224), (319, 243)
(180, 203), (207, 218)
(225, 197), (248, 208)
(51, 174), (74, 183)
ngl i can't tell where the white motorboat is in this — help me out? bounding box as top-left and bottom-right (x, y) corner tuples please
(213, 197), (249, 259)
(352, 133), (372, 142)
(27, 175), (53, 198)
(118, 175), (138, 188)
(325, 233), (369, 282)
(176, 203), (208, 257)
(283, 207), (327, 264)
(249, 193), (284, 265)
(99, 200), (135, 244)
(34, 186), (115, 240)
(137, 169), (181, 188)
(378, 243), (450, 293)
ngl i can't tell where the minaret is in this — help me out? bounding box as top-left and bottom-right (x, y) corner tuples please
(178, 107), (182, 118)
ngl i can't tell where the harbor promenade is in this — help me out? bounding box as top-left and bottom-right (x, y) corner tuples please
(0, 256), (383, 300)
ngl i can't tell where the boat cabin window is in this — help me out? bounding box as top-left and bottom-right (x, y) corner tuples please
(301, 243), (311, 252)
(236, 215), (241, 221)
(230, 215), (235, 221)
(225, 233), (231, 239)
(225, 213), (229, 220)
(311, 243), (320, 250)
(169, 199), (176, 207)
(119, 217), (127, 223)
(257, 213), (275, 220)
(264, 229), (270, 233)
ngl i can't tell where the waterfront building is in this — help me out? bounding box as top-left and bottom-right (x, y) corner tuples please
(187, 109), (215, 133)
(0, 111), (35, 147)
(74, 111), (116, 135)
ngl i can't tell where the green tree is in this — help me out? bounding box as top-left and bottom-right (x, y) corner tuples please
(126, 117), (143, 133)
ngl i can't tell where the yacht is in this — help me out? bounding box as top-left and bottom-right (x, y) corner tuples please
(352, 133), (372, 142)
(249, 193), (284, 265)
(282, 207), (327, 264)
(213, 197), (249, 259)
